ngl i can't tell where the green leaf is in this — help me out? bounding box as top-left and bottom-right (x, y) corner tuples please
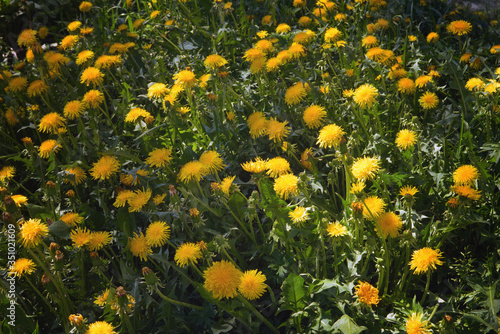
(48, 220), (71, 239)
(332, 315), (367, 334)
(281, 273), (306, 312)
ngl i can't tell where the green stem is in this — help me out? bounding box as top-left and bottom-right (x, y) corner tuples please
(421, 271), (431, 305)
(155, 287), (204, 310)
(236, 295), (279, 334)
(25, 276), (57, 315)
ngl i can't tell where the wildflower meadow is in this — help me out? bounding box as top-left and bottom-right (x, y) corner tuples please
(1, 0), (500, 332)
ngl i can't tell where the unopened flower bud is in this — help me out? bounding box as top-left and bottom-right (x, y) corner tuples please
(55, 250), (64, 261)
(41, 273), (50, 284)
(50, 242), (59, 251)
(68, 313), (84, 326)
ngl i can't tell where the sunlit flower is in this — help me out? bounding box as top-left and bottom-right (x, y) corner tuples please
(447, 20), (472, 36)
(129, 232), (152, 261)
(200, 151), (225, 174)
(303, 105), (326, 129)
(353, 84), (378, 108)
(377, 212), (402, 238)
(266, 157), (291, 178)
(204, 54), (228, 69)
(465, 78), (485, 91)
(452, 184), (481, 200)
(5, 108), (19, 126)
(19, 218), (48, 248)
(397, 78), (416, 94)
(351, 156), (380, 180)
(293, 31), (315, 44)
(189, 208), (200, 218)
(90, 155), (120, 181)
(82, 89), (104, 109)
(174, 242), (202, 267)
(362, 35), (379, 48)
(88, 231), (112, 251)
(38, 112), (65, 134)
(285, 82), (307, 105)
(354, 281), (380, 306)
(300, 148), (314, 171)
(287, 43), (307, 59)
(146, 148), (173, 168)
(326, 221), (348, 237)
(243, 48), (265, 62)
(94, 55), (122, 69)
(67, 21), (82, 32)
(86, 321), (116, 334)
(219, 176), (236, 196)
(426, 32), (439, 43)
(147, 83), (168, 99)
(178, 161), (206, 183)
(0, 166), (15, 181)
(60, 35), (79, 50)
(452, 165), (479, 185)
(27, 80), (49, 97)
(247, 112), (268, 138)
(419, 91), (439, 109)
(173, 69), (197, 89)
(39, 139), (61, 158)
(324, 27), (342, 42)
(317, 124), (345, 149)
(80, 67), (104, 86)
(241, 157), (267, 174)
(9, 258), (36, 277)
(274, 173), (299, 199)
(395, 129), (417, 150)
(405, 312), (432, 334)
(298, 16), (312, 26)
(289, 206), (309, 225)
(362, 196), (386, 219)
(249, 57), (267, 74)
(400, 185), (418, 197)
(60, 212), (84, 226)
(8, 77), (28, 93)
(128, 188), (152, 212)
(409, 247), (443, 274)
(71, 227), (91, 248)
(276, 23), (291, 34)
(11, 195), (27, 207)
(79, 1), (92, 12)
(75, 50), (94, 65)
(203, 260), (242, 300)
(376, 18), (389, 30)
(238, 270), (266, 300)
(146, 221), (170, 247)
(17, 29), (38, 48)
(266, 57), (282, 72)
(80, 26), (94, 35)
(113, 190), (134, 208)
(266, 118), (290, 142)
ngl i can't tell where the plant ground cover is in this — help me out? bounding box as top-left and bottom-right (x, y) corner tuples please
(1, 0), (500, 333)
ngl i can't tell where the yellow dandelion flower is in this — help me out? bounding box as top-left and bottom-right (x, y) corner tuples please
(249, 57), (267, 74)
(60, 212), (84, 226)
(266, 157), (291, 178)
(419, 91), (438, 109)
(129, 232), (152, 261)
(173, 69), (197, 89)
(353, 84), (378, 108)
(285, 82), (307, 105)
(362, 196), (386, 219)
(452, 165), (479, 185)
(362, 35), (379, 48)
(200, 150), (225, 174)
(276, 23), (291, 34)
(204, 54), (228, 69)
(274, 173), (299, 199)
(153, 193), (166, 205)
(266, 57), (282, 72)
(189, 207), (200, 218)
(86, 321), (116, 334)
(247, 112), (268, 138)
(174, 242), (202, 267)
(39, 139), (61, 158)
(128, 188), (152, 212)
(19, 218), (48, 248)
(80, 26), (94, 35)
(113, 189), (134, 208)
(8, 77), (28, 93)
(90, 155), (120, 181)
(145, 221), (170, 247)
(18, 29), (38, 47)
(63, 100), (84, 120)
(71, 227), (91, 248)
(409, 247), (443, 274)
(266, 118), (290, 142)
(395, 129), (417, 150)
(452, 184), (481, 201)
(241, 157), (267, 174)
(326, 221), (348, 237)
(60, 35), (79, 50)
(27, 80), (49, 97)
(82, 89), (104, 109)
(147, 83), (168, 99)
(146, 148), (173, 168)
(303, 105), (326, 129)
(178, 161), (206, 183)
(94, 289), (110, 306)
(88, 231), (112, 251)
(293, 31), (315, 44)
(243, 48), (266, 62)
(94, 55), (122, 69)
(447, 20), (472, 36)
(125, 107), (151, 123)
(355, 281), (380, 306)
(317, 123), (345, 149)
(38, 112), (65, 134)
(397, 78), (416, 94)
(9, 258), (36, 277)
(300, 148), (314, 171)
(351, 156), (380, 180)
(80, 67), (104, 87)
(287, 43), (307, 59)
(218, 175), (235, 197)
(238, 269), (266, 300)
(405, 312), (432, 334)
(0, 166), (15, 181)
(377, 212), (402, 238)
(79, 1), (92, 12)
(67, 21), (82, 32)
(203, 260), (242, 299)
(324, 27), (342, 42)
(289, 206), (309, 225)
(400, 185), (418, 197)
(11, 195), (28, 207)
(76, 50), (94, 65)
(298, 16), (312, 26)
(426, 32), (439, 43)
(350, 181), (365, 195)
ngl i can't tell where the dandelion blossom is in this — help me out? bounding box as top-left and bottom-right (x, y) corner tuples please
(18, 29), (38, 47)
(241, 157), (267, 174)
(354, 281), (380, 307)
(326, 222), (348, 237)
(86, 321), (116, 334)
(317, 124), (345, 149)
(447, 20), (472, 36)
(125, 107), (152, 123)
(147, 83), (168, 99)
(79, 1), (92, 12)
(400, 185), (418, 197)
(71, 227), (91, 248)
(453, 165), (479, 185)
(174, 242), (202, 267)
(362, 35), (379, 48)
(8, 77), (28, 93)
(178, 161), (206, 183)
(203, 260), (242, 300)
(173, 69), (197, 89)
(426, 32), (439, 43)
(247, 112), (268, 138)
(144, 221), (171, 247)
(303, 105), (326, 129)
(273, 173), (299, 200)
(409, 247), (443, 274)
(38, 112), (66, 134)
(204, 54), (228, 69)
(27, 80), (49, 97)
(351, 156), (380, 180)
(82, 89), (104, 109)
(63, 100), (84, 119)
(266, 118), (290, 142)
(60, 212), (84, 226)
(60, 35), (79, 50)
(199, 151), (225, 174)
(395, 129), (417, 150)
(353, 84), (378, 108)
(289, 206), (309, 225)
(9, 258), (36, 277)
(324, 27), (342, 42)
(90, 155), (120, 181)
(0, 166), (16, 181)
(88, 231), (112, 251)
(219, 176), (236, 196)
(238, 270), (267, 300)
(80, 67), (104, 86)
(362, 196), (386, 219)
(451, 184), (481, 201)
(287, 43), (307, 59)
(266, 157), (291, 178)
(465, 78), (485, 91)
(419, 92), (438, 109)
(113, 190), (134, 208)
(129, 232), (152, 261)
(405, 312), (432, 334)
(285, 82), (307, 105)
(377, 212), (402, 238)
(128, 188), (152, 212)
(397, 78), (416, 94)
(19, 218), (49, 248)
(146, 148), (173, 167)
(39, 139), (61, 158)
(276, 23), (291, 34)
(76, 50), (94, 65)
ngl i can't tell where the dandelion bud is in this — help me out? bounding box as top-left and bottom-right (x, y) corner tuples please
(90, 251), (99, 259)
(41, 273), (50, 284)
(116, 286), (127, 297)
(2, 212), (13, 224)
(142, 267), (159, 286)
(68, 313), (84, 326)
(3, 195), (14, 208)
(50, 242), (59, 251)
(66, 190), (76, 198)
(197, 240), (208, 252)
(46, 181), (56, 188)
(55, 250), (64, 261)
(189, 208), (200, 218)
(168, 184), (177, 196)
(351, 202), (364, 219)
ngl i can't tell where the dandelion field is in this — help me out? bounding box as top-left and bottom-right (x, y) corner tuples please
(1, 0), (500, 332)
